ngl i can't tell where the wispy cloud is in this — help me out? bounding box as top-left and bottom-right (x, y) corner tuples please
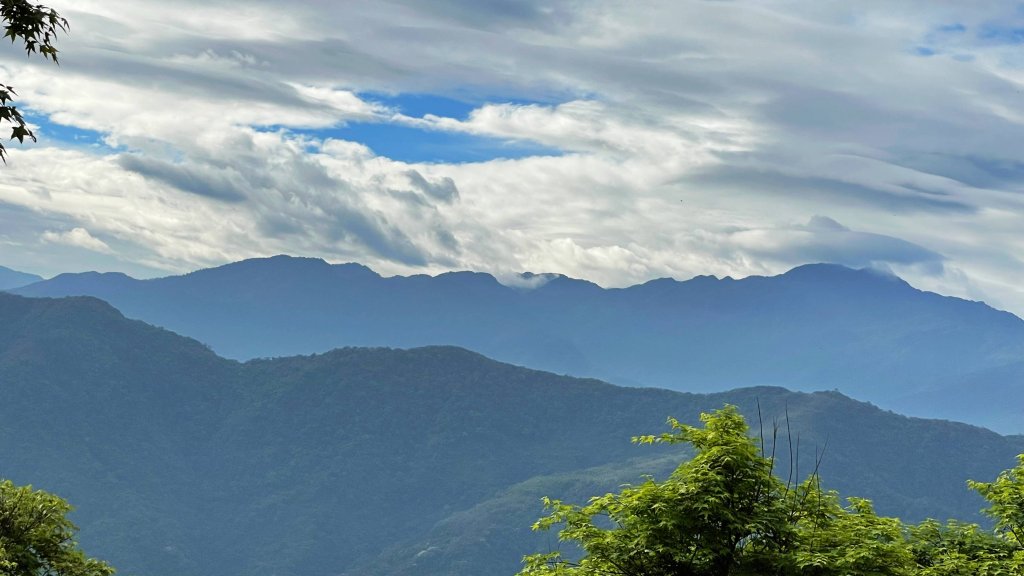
(2, 1), (1024, 312)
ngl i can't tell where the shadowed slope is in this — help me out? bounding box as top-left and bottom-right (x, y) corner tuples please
(1, 292), (1022, 575)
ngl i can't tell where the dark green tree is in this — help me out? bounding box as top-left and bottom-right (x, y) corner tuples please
(0, 479), (114, 576)
(0, 0), (67, 162)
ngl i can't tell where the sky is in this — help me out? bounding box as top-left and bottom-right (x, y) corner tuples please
(4, 1), (1024, 312)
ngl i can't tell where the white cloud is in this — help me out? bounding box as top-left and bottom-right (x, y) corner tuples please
(40, 227), (113, 254)
(403, 99), (751, 161)
(3, 0), (1024, 315)
(726, 216), (945, 273)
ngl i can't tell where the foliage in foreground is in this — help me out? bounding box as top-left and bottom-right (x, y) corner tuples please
(519, 406), (1024, 576)
(0, 0), (68, 162)
(0, 480), (113, 576)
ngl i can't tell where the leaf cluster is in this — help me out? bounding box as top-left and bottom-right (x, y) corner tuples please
(0, 480), (114, 576)
(520, 406), (1024, 576)
(0, 0), (67, 163)
(969, 455), (1024, 548)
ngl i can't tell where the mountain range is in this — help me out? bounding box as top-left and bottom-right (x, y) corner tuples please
(11, 255), (1024, 432)
(1, 291), (1022, 576)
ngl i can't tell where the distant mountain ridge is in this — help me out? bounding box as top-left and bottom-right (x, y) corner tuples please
(0, 265), (42, 290)
(1, 291), (1022, 576)
(14, 255), (1024, 432)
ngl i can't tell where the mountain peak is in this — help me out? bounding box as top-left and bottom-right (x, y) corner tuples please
(179, 255), (381, 284)
(191, 255), (328, 274)
(781, 262), (910, 287)
(435, 270), (501, 286)
(41, 270), (137, 290)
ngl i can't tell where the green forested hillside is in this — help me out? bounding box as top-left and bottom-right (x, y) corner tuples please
(0, 292), (1021, 576)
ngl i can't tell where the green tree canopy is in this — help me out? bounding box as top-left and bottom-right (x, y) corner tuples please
(969, 455), (1024, 548)
(0, 480), (114, 576)
(518, 406), (1024, 576)
(0, 0), (67, 162)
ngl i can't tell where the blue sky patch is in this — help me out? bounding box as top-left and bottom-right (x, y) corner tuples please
(362, 91), (568, 120)
(977, 23), (1024, 44)
(288, 121), (563, 164)
(271, 92), (568, 163)
(24, 114), (118, 152)
(364, 93), (479, 120)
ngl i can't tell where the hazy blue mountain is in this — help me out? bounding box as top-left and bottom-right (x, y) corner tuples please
(1, 292), (1022, 576)
(15, 255), (1024, 432)
(0, 265), (42, 290)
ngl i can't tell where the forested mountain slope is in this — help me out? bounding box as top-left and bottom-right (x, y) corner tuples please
(1, 292), (1021, 576)
(14, 256), (1024, 431)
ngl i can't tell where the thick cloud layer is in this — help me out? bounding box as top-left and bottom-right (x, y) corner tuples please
(2, 1), (1024, 312)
